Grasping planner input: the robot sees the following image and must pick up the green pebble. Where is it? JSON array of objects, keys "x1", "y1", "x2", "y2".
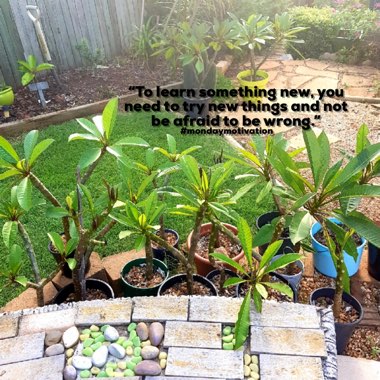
[
  {"x1": 80, "y1": 370, "x2": 91, "y2": 378},
  {"x1": 97, "y1": 371, "x2": 107, "y2": 378},
  {"x1": 100, "y1": 325, "x2": 110, "y2": 332},
  {"x1": 116, "y1": 336, "x2": 126, "y2": 344},
  {"x1": 129, "y1": 330, "x2": 137, "y2": 340},
  {"x1": 127, "y1": 361, "x2": 136, "y2": 371},
  {"x1": 90, "y1": 325, "x2": 100, "y2": 332},
  {"x1": 132, "y1": 337, "x2": 141, "y2": 347},
  {"x1": 123, "y1": 340, "x2": 133, "y2": 348},
  {"x1": 127, "y1": 323, "x2": 137, "y2": 332},
  {"x1": 134, "y1": 347, "x2": 141, "y2": 356},
  {"x1": 131, "y1": 356, "x2": 142, "y2": 364},
  {"x1": 222, "y1": 334, "x2": 234, "y2": 343},
  {"x1": 231, "y1": 327, "x2": 236, "y2": 333},
  {"x1": 82, "y1": 347, "x2": 93, "y2": 357},
  {"x1": 91, "y1": 342, "x2": 102, "y2": 351},
  {"x1": 118, "y1": 361, "x2": 127, "y2": 370},
  {"x1": 81, "y1": 329, "x2": 91, "y2": 335},
  {"x1": 106, "y1": 362, "x2": 118, "y2": 369},
  {"x1": 223, "y1": 342, "x2": 234, "y2": 350},
  {"x1": 124, "y1": 369, "x2": 135, "y2": 377},
  {"x1": 94, "y1": 335, "x2": 105, "y2": 343},
  {"x1": 223, "y1": 326, "x2": 232, "y2": 336},
  {"x1": 83, "y1": 338, "x2": 94, "y2": 348},
  {"x1": 105, "y1": 367, "x2": 114, "y2": 377},
  {"x1": 91, "y1": 332, "x2": 102, "y2": 339},
  {"x1": 91, "y1": 367, "x2": 100, "y2": 375}
]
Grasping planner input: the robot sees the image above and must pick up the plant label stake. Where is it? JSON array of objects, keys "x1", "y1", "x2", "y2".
[
  {"x1": 28, "y1": 82, "x2": 49, "y2": 108},
  {"x1": 0, "y1": 106, "x2": 11, "y2": 119}
]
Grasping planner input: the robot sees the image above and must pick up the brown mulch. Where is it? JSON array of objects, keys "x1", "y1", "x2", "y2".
[
  {"x1": 360, "y1": 281, "x2": 380, "y2": 308},
  {"x1": 64, "y1": 288, "x2": 108, "y2": 303},
  {"x1": 196, "y1": 232, "x2": 242, "y2": 259},
  {"x1": 209, "y1": 273, "x2": 236, "y2": 297},
  {"x1": 1, "y1": 56, "x2": 180, "y2": 123},
  {"x1": 124, "y1": 265, "x2": 164, "y2": 288},
  {"x1": 344, "y1": 327, "x2": 380, "y2": 361},
  {"x1": 161, "y1": 280, "x2": 214, "y2": 296}
]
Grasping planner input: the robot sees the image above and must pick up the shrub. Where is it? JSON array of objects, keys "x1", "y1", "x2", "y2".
[
  {"x1": 232, "y1": 0, "x2": 293, "y2": 19},
  {"x1": 288, "y1": 7, "x2": 338, "y2": 58}
]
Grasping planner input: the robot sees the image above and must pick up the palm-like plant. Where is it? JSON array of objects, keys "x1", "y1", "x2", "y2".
[
  {"x1": 271, "y1": 126, "x2": 380, "y2": 318},
  {"x1": 211, "y1": 216, "x2": 303, "y2": 349}
]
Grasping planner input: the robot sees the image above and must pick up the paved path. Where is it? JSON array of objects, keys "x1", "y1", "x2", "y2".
[
  {"x1": 0, "y1": 297, "x2": 337, "y2": 380},
  {"x1": 338, "y1": 355, "x2": 380, "y2": 379}
]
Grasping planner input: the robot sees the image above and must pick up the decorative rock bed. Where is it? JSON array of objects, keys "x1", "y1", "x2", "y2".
[{"x1": 0, "y1": 297, "x2": 337, "y2": 380}]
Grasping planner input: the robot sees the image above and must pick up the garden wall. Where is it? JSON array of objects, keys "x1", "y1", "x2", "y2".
[{"x1": 0, "y1": 0, "x2": 142, "y2": 87}]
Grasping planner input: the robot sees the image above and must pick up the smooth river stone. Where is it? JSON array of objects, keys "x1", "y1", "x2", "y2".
[
  {"x1": 63, "y1": 326, "x2": 80, "y2": 348},
  {"x1": 141, "y1": 346, "x2": 159, "y2": 360},
  {"x1": 45, "y1": 343, "x2": 65, "y2": 357},
  {"x1": 108, "y1": 343, "x2": 126, "y2": 359},
  {"x1": 104, "y1": 326, "x2": 119, "y2": 342},
  {"x1": 72, "y1": 356, "x2": 92, "y2": 370},
  {"x1": 92, "y1": 345, "x2": 108, "y2": 367},
  {"x1": 134, "y1": 360, "x2": 162, "y2": 376},
  {"x1": 149, "y1": 322, "x2": 164, "y2": 346},
  {"x1": 136, "y1": 322, "x2": 149, "y2": 341},
  {"x1": 63, "y1": 365, "x2": 77, "y2": 380},
  {"x1": 45, "y1": 330, "x2": 63, "y2": 346}
]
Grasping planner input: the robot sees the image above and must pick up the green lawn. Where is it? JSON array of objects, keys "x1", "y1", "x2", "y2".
[{"x1": 0, "y1": 110, "x2": 273, "y2": 307}]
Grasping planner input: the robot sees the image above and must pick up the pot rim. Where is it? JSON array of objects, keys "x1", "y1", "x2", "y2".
[
  {"x1": 310, "y1": 218, "x2": 367, "y2": 250},
  {"x1": 0, "y1": 86, "x2": 13, "y2": 93},
  {"x1": 236, "y1": 69, "x2": 269, "y2": 83},
  {"x1": 188, "y1": 222, "x2": 245, "y2": 265},
  {"x1": 270, "y1": 255, "x2": 304, "y2": 278},
  {"x1": 309, "y1": 286, "x2": 364, "y2": 326},
  {"x1": 120, "y1": 257, "x2": 169, "y2": 290}
]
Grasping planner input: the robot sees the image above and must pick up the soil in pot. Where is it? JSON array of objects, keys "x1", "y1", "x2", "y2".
[
  {"x1": 63, "y1": 288, "x2": 108, "y2": 303},
  {"x1": 124, "y1": 264, "x2": 165, "y2": 289},
  {"x1": 314, "y1": 225, "x2": 362, "y2": 247},
  {"x1": 161, "y1": 280, "x2": 213, "y2": 296},
  {"x1": 275, "y1": 264, "x2": 302, "y2": 276},
  {"x1": 151, "y1": 230, "x2": 178, "y2": 249},
  {"x1": 207, "y1": 269, "x2": 237, "y2": 297},
  {"x1": 196, "y1": 232, "x2": 241, "y2": 260},
  {"x1": 314, "y1": 296, "x2": 360, "y2": 324}
]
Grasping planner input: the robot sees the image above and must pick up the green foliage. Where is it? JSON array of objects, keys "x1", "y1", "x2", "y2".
[
  {"x1": 211, "y1": 217, "x2": 302, "y2": 348},
  {"x1": 0, "y1": 244, "x2": 27, "y2": 288},
  {"x1": 18, "y1": 55, "x2": 54, "y2": 86},
  {"x1": 75, "y1": 39, "x2": 104, "y2": 68},
  {"x1": 132, "y1": 17, "x2": 158, "y2": 65}
]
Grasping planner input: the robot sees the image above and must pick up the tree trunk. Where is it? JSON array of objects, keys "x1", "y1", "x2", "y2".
[
  {"x1": 333, "y1": 249, "x2": 344, "y2": 320},
  {"x1": 145, "y1": 236, "x2": 154, "y2": 280}
]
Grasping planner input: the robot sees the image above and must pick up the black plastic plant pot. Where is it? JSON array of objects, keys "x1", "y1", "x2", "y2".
[
  {"x1": 53, "y1": 278, "x2": 114, "y2": 305},
  {"x1": 236, "y1": 272, "x2": 298, "y2": 302},
  {"x1": 270, "y1": 255, "x2": 304, "y2": 290},
  {"x1": 48, "y1": 234, "x2": 91, "y2": 278},
  {"x1": 310, "y1": 287, "x2": 363, "y2": 354},
  {"x1": 121, "y1": 258, "x2": 169, "y2": 298},
  {"x1": 256, "y1": 211, "x2": 295, "y2": 256},
  {"x1": 368, "y1": 242, "x2": 380, "y2": 281},
  {"x1": 206, "y1": 268, "x2": 237, "y2": 281},
  {"x1": 183, "y1": 95, "x2": 211, "y2": 118},
  {"x1": 152, "y1": 229, "x2": 180, "y2": 270},
  {"x1": 157, "y1": 274, "x2": 218, "y2": 296}
]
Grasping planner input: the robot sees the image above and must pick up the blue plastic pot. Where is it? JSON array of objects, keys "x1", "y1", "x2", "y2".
[{"x1": 311, "y1": 218, "x2": 366, "y2": 278}]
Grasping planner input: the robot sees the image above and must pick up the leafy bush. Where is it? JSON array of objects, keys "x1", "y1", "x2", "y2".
[
  {"x1": 288, "y1": 7, "x2": 338, "y2": 58},
  {"x1": 232, "y1": 0, "x2": 293, "y2": 19}
]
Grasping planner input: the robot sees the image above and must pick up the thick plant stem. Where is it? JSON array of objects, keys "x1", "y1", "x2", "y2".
[
  {"x1": 207, "y1": 224, "x2": 225, "y2": 294},
  {"x1": 17, "y1": 222, "x2": 41, "y2": 284},
  {"x1": 333, "y1": 249, "x2": 344, "y2": 319},
  {"x1": 36, "y1": 286, "x2": 44, "y2": 307},
  {"x1": 29, "y1": 172, "x2": 70, "y2": 238},
  {"x1": 145, "y1": 236, "x2": 154, "y2": 280}
]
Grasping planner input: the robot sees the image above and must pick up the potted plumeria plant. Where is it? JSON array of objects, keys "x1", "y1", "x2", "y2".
[{"x1": 270, "y1": 125, "x2": 380, "y2": 353}]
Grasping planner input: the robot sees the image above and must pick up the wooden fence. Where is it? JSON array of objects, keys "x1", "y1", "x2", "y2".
[{"x1": 0, "y1": 0, "x2": 141, "y2": 87}]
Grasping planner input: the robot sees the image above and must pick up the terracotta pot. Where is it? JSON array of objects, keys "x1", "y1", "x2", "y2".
[{"x1": 187, "y1": 223, "x2": 244, "y2": 276}]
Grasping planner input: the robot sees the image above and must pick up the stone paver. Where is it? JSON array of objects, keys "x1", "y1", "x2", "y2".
[
  {"x1": 132, "y1": 296, "x2": 188, "y2": 321},
  {"x1": 76, "y1": 298, "x2": 132, "y2": 325},
  {"x1": 341, "y1": 74, "x2": 374, "y2": 88},
  {"x1": 260, "y1": 354, "x2": 324, "y2": 380},
  {"x1": 0, "y1": 332, "x2": 45, "y2": 365},
  {"x1": 250, "y1": 327, "x2": 327, "y2": 357},
  {"x1": 146, "y1": 378, "x2": 225, "y2": 380},
  {"x1": 251, "y1": 301, "x2": 320, "y2": 329},
  {"x1": 295, "y1": 65, "x2": 339, "y2": 79},
  {"x1": 0, "y1": 315, "x2": 18, "y2": 340},
  {"x1": 0, "y1": 355, "x2": 65, "y2": 380},
  {"x1": 299, "y1": 77, "x2": 339, "y2": 93},
  {"x1": 166, "y1": 347, "x2": 244, "y2": 379},
  {"x1": 189, "y1": 296, "x2": 242, "y2": 323},
  {"x1": 164, "y1": 321, "x2": 221, "y2": 349},
  {"x1": 18, "y1": 308, "x2": 76, "y2": 335},
  {"x1": 337, "y1": 355, "x2": 380, "y2": 380}
]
